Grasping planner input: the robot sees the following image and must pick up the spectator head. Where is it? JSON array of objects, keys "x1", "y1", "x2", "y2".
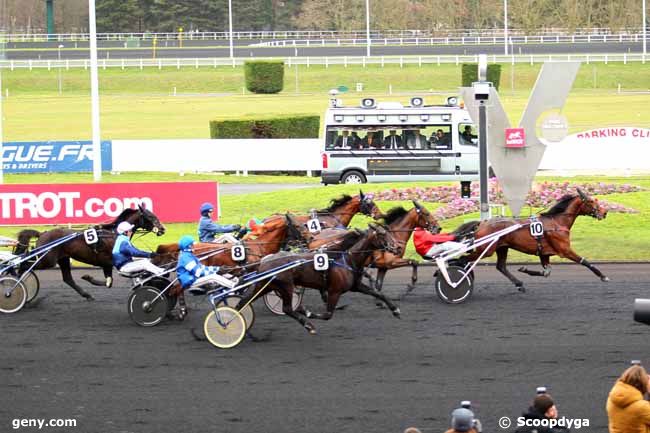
[
  {"x1": 533, "y1": 394, "x2": 557, "y2": 419},
  {"x1": 619, "y1": 365, "x2": 650, "y2": 395},
  {"x1": 464, "y1": 125, "x2": 472, "y2": 133},
  {"x1": 389, "y1": 130, "x2": 397, "y2": 136},
  {"x1": 436, "y1": 129, "x2": 444, "y2": 137},
  {"x1": 342, "y1": 130, "x2": 349, "y2": 137},
  {"x1": 451, "y1": 407, "x2": 475, "y2": 432}
]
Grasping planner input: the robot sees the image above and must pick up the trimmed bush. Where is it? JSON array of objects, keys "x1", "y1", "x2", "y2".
[
  {"x1": 461, "y1": 63, "x2": 502, "y2": 91},
  {"x1": 210, "y1": 115, "x2": 320, "y2": 139},
  {"x1": 244, "y1": 61, "x2": 284, "y2": 94}
]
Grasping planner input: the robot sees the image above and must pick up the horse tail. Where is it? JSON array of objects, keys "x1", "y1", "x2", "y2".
[
  {"x1": 15, "y1": 229, "x2": 41, "y2": 255},
  {"x1": 452, "y1": 220, "x2": 480, "y2": 238}
]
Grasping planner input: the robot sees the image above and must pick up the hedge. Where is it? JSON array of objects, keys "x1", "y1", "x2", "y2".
[
  {"x1": 244, "y1": 60, "x2": 284, "y2": 94},
  {"x1": 210, "y1": 115, "x2": 320, "y2": 138},
  {"x1": 461, "y1": 63, "x2": 502, "y2": 91}
]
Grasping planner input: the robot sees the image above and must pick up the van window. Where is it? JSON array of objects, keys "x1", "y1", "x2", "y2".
[{"x1": 459, "y1": 123, "x2": 478, "y2": 146}]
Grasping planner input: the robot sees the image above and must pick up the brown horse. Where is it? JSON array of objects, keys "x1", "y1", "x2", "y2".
[
  {"x1": 153, "y1": 213, "x2": 305, "y2": 272},
  {"x1": 369, "y1": 200, "x2": 442, "y2": 293},
  {"x1": 238, "y1": 223, "x2": 401, "y2": 334},
  {"x1": 462, "y1": 188, "x2": 609, "y2": 292},
  {"x1": 14, "y1": 205, "x2": 166, "y2": 300},
  {"x1": 290, "y1": 191, "x2": 383, "y2": 229}
]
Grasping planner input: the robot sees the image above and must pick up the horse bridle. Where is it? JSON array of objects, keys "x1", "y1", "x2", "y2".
[
  {"x1": 359, "y1": 194, "x2": 377, "y2": 217},
  {"x1": 415, "y1": 207, "x2": 440, "y2": 233}
]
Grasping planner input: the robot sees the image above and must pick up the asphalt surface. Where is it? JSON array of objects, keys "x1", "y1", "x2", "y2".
[
  {"x1": 2, "y1": 264, "x2": 649, "y2": 433},
  {"x1": 5, "y1": 42, "x2": 645, "y2": 60}
]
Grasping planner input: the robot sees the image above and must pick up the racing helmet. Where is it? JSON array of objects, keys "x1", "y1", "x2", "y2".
[
  {"x1": 117, "y1": 221, "x2": 135, "y2": 234},
  {"x1": 451, "y1": 408, "x2": 475, "y2": 432},
  {"x1": 200, "y1": 202, "x2": 214, "y2": 215},
  {"x1": 178, "y1": 235, "x2": 195, "y2": 251}
]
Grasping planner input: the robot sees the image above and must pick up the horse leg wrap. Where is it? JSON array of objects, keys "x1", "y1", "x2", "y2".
[{"x1": 105, "y1": 276, "x2": 113, "y2": 288}]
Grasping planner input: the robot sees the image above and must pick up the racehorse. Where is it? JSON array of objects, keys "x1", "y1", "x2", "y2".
[
  {"x1": 461, "y1": 188, "x2": 609, "y2": 292},
  {"x1": 14, "y1": 205, "x2": 166, "y2": 300},
  {"x1": 291, "y1": 191, "x2": 383, "y2": 229},
  {"x1": 238, "y1": 223, "x2": 401, "y2": 335},
  {"x1": 369, "y1": 200, "x2": 442, "y2": 293}
]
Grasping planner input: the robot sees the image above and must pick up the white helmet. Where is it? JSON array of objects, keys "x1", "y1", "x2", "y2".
[{"x1": 117, "y1": 221, "x2": 135, "y2": 234}]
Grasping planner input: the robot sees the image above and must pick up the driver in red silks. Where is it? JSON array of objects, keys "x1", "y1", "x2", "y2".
[{"x1": 413, "y1": 227, "x2": 466, "y2": 259}]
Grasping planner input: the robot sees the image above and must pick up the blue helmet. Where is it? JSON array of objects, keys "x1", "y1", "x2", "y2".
[
  {"x1": 178, "y1": 235, "x2": 195, "y2": 251},
  {"x1": 200, "y1": 202, "x2": 214, "y2": 215}
]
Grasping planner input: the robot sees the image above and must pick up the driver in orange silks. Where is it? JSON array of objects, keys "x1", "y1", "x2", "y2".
[{"x1": 413, "y1": 227, "x2": 466, "y2": 259}]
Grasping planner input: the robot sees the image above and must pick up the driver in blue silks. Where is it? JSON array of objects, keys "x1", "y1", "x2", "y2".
[
  {"x1": 198, "y1": 202, "x2": 245, "y2": 243},
  {"x1": 176, "y1": 236, "x2": 239, "y2": 290}
]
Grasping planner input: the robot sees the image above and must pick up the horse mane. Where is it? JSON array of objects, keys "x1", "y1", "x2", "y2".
[
  {"x1": 318, "y1": 194, "x2": 353, "y2": 214},
  {"x1": 540, "y1": 194, "x2": 577, "y2": 216},
  {"x1": 99, "y1": 208, "x2": 138, "y2": 229},
  {"x1": 381, "y1": 206, "x2": 409, "y2": 225},
  {"x1": 452, "y1": 220, "x2": 480, "y2": 237}
]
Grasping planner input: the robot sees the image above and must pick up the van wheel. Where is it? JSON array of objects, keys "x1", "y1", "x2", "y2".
[{"x1": 341, "y1": 170, "x2": 366, "y2": 184}]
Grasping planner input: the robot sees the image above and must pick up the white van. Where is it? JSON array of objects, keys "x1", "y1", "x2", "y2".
[{"x1": 320, "y1": 96, "x2": 479, "y2": 184}]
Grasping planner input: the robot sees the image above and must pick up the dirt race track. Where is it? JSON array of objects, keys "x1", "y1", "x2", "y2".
[{"x1": 1, "y1": 264, "x2": 649, "y2": 433}]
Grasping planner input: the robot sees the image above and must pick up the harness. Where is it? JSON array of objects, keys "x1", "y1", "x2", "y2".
[{"x1": 528, "y1": 216, "x2": 545, "y2": 256}]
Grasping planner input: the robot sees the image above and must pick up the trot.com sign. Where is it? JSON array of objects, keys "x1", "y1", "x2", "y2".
[{"x1": 0, "y1": 182, "x2": 218, "y2": 225}]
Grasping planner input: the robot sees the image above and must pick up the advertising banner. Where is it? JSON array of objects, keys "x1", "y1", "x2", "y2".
[
  {"x1": 1, "y1": 141, "x2": 112, "y2": 173},
  {"x1": 540, "y1": 127, "x2": 650, "y2": 170},
  {"x1": 0, "y1": 182, "x2": 218, "y2": 225}
]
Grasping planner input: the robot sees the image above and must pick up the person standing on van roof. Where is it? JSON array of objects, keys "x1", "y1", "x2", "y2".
[
  {"x1": 407, "y1": 129, "x2": 430, "y2": 150},
  {"x1": 335, "y1": 130, "x2": 353, "y2": 148},
  {"x1": 363, "y1": 131, "x2": 381, "y2": 149},
  {"x1": 383, "y1": 130, "x2": 404, "y2": 149}
]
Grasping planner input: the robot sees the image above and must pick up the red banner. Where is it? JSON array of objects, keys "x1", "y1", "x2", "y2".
[{"x1": 0, "y1": 182, "x2": 219, "y2": 225}]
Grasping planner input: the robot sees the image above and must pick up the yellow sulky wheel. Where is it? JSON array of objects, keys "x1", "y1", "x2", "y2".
[{"x1": 204, "y1": 306, "x2": 246, "y2": 349}]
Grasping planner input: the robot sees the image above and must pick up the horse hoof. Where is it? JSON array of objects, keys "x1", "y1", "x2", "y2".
[
  {"x1": 516, "y1": 285, "x2": 526, "y2": 293},
  {"x1": 305, "y1": 323, "x2": 317, "y2": 335},
  {"x1": 392, "y1": 308, "x2": 401, "y2": 318},
  {"x1": 517, "y1": 266, "x2": 527, "y2": 273},
  {"x1": 85, "y1": 295, "x2": 95, "y2": 301},
  {"x1": 601, "y1": 276, "x2": 610, "y2": 282},
  {"x1": 375, "y1": 301, "x2": 386, "y2": 309},
  {"x1": 81, "y1": 275, "x2": 92, "y2": 282}
]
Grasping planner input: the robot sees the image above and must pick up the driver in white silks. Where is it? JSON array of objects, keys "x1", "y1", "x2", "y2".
[
  {"x1": 112, "y1": 221, "x2": 166, "y2": 275},
  {"x1": 413, "y1": 227, "x2": 466, "y2": 259},
  {"x1": 176, "y1": 236, "x2": 239, "y2": 291}
]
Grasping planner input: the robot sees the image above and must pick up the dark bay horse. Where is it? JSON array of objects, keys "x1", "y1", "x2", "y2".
[
  {"x1": 291, "y1": 191, "x2": 383, "y2": 229},
  {"x1": 462, "y1": 188, "x2": 609, "y2": 292},
  {"x1": 15, "y1": 205, "x2": 166, "y2": 300},
  {"x1": 369, "y1": 200, "x2": 442, "y2": 293},
  {"x1": 238, "y1": 223, "x2": 401, "y2": 335}
]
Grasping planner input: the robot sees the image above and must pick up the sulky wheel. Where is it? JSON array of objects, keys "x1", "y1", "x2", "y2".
[
  {"x1": 128, "y1": 286, "x2": 169, "y2": 327},
  {"x1": 263, "y1": 287, "x2": 304, "y2": 316},
  {"x1": 21, "y1": 271, "x2": 40, "y2": 303},
  {"x1": 435, "y1": 265, "x2": 474, "y2": 304},
  {"x1": 203, "y1": 306, "x2": 246, "y2": 349},
  {"x1": 216, "y1": 295, "x2": 255, "y2": 330},
  {"x1": 148, "y1": 276, "x2": 177, "y2": 312},
  {"x1": 0, "y1": 276, "x2": 27, "y2": 314}
]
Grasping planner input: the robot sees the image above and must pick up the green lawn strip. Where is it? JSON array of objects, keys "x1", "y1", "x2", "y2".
[
  {"x1": 2, "y1": 171, "x2": 320, "y2": 185},
  {"x1": 4, "y1": 91, "x2": 649, "y2": 141},
  {"x1": 1, "y1": 178, "x2": 647, "y2": 261}
]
